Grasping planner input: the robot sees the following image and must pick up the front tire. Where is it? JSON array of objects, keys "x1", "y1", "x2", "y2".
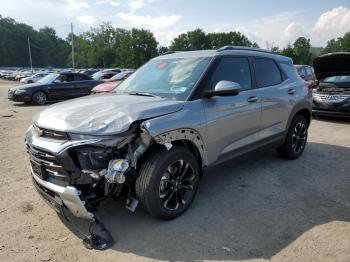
[
  {"x1": 277, "y1": 114, "x2": 308, "y2": 159},
  {"x1": 135, "y1": 146, "x2": 200, "y2": 220},
  {"x1": 32, "y1": 91, "x2": 47, "y2": 105}
]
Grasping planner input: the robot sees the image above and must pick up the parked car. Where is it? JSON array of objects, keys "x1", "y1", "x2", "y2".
[
  {"x1": 295, "y1": 65, "x2": 316, "y2": 88},
  {"x1": 92, "y1": 69, "x2": 121, "y2": 80},
  {"x1": 20, "y1": 72, "x2": 48, "y2": 84},
  {"x1": 8, "y1": 72, "x2": 102, "y2": 105},
  {"x1": 312, "y1": 52, "x2": 350, "y2": 117},
  {"x1": 25, "y1": 46, "x2": 311, "y2": 249},
  {"x1": 91, "y1": 70, "x2": 134, "y2": 94},
  {"x1": 79, "y1": 69, "x2": 99, "y2": 77}
]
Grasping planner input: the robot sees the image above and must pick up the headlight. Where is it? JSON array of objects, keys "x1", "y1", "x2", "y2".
[{"x1": 14, "y1": 89, "x2": 27, "y2": 94}]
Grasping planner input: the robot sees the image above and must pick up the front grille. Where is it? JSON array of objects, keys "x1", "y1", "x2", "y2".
[
  {"x1": 27, "y1": 145, "x2": 69, "y2": 182},
  {"x1": 313, "y1": 93, "x2": 349, "y2": 103}
]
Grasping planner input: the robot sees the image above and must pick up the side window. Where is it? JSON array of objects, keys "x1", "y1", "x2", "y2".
[
  {"x1": 305, "y1": 67, "x2": 313, "y2": 76},
  {"x1": 298, "y1": 67, "x2": 306, "y2": 77},
  {"x1": 74, "y1": 74, "x2": 88, "y2": 81},
  {"x1": 254, "y1": 58, "x2": 282, "y2": 87},
  {"x1": 208, "y1": 57, "x2": 252, "y2": 90},
  {"x1": 65, "y1": 74, "x2": 74, "y2": 82}
]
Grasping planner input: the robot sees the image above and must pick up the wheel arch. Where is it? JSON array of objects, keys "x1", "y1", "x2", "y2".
[
  {"x1": 286, "y1": 102, "x2": 312, "y2": 130},
  {"x1": 138, "y1": 127, "x2": 207, "y2": 172}
]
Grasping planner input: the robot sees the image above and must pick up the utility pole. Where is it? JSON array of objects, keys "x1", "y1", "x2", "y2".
[
  {"x1": 27, "y1": 37, "x2": 33, "y2": 73},
  {"x1": 71, "y1": 22, "x2": 75, "y2": 69}
]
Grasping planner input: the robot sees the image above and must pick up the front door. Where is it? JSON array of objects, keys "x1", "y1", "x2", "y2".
[{"x1": 202, "y1": 57, "x2": 261, "y2": 164}]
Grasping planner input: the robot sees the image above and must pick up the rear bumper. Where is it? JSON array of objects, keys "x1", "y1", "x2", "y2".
[{"x1": 32, "y1": 170, "x2": 94, "y2": 220}]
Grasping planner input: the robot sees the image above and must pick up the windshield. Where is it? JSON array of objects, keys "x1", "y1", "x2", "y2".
[
  {"x1": 110, "y1": 71, "x2": 132, "y2": 81},
  {"x1": 323, "y1": 75, "x2": 350, "y2": 83},
  {"x1": 92, "y1": 71, "x2": 104, "y2": 80},
  {"x1": 116, "y1": 57, "x2": 212, "y2": 100},
  {"x1": 37, "y1": 73, "x2": 59, "y2": 84}
]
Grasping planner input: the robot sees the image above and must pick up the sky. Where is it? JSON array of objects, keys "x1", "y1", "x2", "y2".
[{"x1": 1, "y1": 0, "x2": 350, "y2": 48}]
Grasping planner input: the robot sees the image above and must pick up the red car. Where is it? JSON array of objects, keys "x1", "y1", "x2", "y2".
[
  {"x1": 294, "y1": 65, "x2": 316, "y2": 89},
  {"x1": 91, "y1": 71, "x2": 134, "y2": 94}
]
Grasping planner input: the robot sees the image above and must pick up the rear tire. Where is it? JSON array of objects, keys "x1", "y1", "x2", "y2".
[
  {"x1": 135, "y1": 146, "x2": 200, "y2": 220},
  {"x1": 32, "y1": 91, "x2": 47, "y2": 105},
  {"x1": 277, "y1": 114, "x2": 308, "y2": 159}
]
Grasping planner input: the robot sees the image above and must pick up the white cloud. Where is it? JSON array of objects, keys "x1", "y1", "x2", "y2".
[
  {"x1": 129, "y1": 0, "x2": 146, "y2": 13},
  {"x1": 284, "y1": 22, "x2": 307, "y2": 38},
  {"x1": 97, "y1": 0, "x2": 120, "y2": 7},
  {"x1": 116, "y1": 13, "x2": 182, "y2": 30},
  {"x1": 312, "y1": 6, "x2": 350, "y2": 45},
  {"x1": 77, "y1": 15, "x2": 96, "y2": 25},
  {"x1": 65, "y1": 0, "x2": 90, "y2": 11}
]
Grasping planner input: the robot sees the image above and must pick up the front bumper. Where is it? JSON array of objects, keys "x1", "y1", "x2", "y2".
[
  {"x1": 32, "y1": 170, "x2": 94, "y2": 220},
  {"x1": 8, "y1": 90, "x2": 31, "y2": 102}
]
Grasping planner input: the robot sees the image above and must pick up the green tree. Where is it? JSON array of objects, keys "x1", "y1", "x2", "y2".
[
  {"x1": 116, "y1": 28, "x2": 158, "y2": 68},
  {"x1": 170, "y1": 29, "x2": 210, "y2": 51},
  {"x1": 322, "y1": 32, "x2": 350, "y2": 54},
  {"x1": 293, "y1": 37, "x2": 312, "y2": 64}
]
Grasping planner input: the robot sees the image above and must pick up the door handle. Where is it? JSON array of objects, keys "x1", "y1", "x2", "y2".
[
  {"x1": 247, "y1": 96, "x2": 258, "y2": 103},
  {"x1": 288, "y1": 88, "x2": 295, "y2": 95}
]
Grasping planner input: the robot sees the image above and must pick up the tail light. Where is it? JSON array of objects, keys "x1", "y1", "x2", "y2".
[{"x1": 305, "y1": 80, "x2": 315, "y2": 91}]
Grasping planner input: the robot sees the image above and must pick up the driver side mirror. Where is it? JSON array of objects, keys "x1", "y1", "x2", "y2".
[
  {"x1": 53, "y1": 79, "x2": 61, "y2": 84},
  {"x1": 204, "y1": 80, "x2": 241, "y2": 97}
]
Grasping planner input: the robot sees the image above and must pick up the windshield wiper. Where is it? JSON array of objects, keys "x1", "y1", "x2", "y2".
[{"x1": 127, "y1": 92, "x2": 160, "y2": 98}]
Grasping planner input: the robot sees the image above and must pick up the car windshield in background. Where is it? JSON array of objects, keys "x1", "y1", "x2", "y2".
[
  {"x1": 92, "y1": 71, "x2": 104, "y2": 80},
  {"x1": 37, "y1": 73, "x2": 59, "y2": 84},
  {"x1": 116, "y1": 57, "x2": 212, "y2": 100},
  {"x1": 110, "y1": 71, "x2": 132, "y2": 81},
  {"x1": 323, "y1": 75, "x2": 350, "y2": 83}
]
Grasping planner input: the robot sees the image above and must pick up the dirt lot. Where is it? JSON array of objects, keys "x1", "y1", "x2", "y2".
[{"x1": 0, "y1": 79, "x2": 349, "y2": 262}]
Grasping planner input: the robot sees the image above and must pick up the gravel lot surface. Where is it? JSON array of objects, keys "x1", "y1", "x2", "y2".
[{"x1": 0, "y1": 79, "x2": 349, "y2": 262}]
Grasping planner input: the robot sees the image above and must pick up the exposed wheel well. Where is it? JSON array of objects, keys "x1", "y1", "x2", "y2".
[
  {"x1": 137, "y1": 139, "x2": 203, "y2": 173},
  {"x1": 295, "y1": 109, "x2": 311, "y2": 127}
]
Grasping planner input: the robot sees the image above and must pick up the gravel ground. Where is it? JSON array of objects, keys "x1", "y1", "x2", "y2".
[{"x1": 0, "y1": 79, "x2": 349, "y2": 262}]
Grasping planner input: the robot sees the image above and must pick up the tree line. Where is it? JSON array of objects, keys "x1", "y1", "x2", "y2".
[{"x1": 1, "y1": 15, "x2": 350, "y2": 69}]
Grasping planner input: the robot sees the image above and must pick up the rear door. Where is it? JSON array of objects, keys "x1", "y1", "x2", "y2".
[
  {"x1": 202, "y1": 56, "x2": 262, "y2": 163},
  {"x1": 255, "y1": 58, "x2": 294, "y2": 139}
]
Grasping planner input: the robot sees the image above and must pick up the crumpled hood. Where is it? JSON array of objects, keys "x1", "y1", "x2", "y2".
[
  {"x1": 313, "y1": 52, "x2": 350, "y2": 80},
  {"x1": 33, "y1": 94, "x2": 184, "y2": 135}
]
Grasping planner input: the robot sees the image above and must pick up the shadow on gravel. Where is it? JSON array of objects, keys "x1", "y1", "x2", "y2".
[
  {"x1": 61, "y1": 142, "x2": 350, "y2": 261},
  {"x1": 12, "y1": 101, "x2": 55, "y2": 107}
]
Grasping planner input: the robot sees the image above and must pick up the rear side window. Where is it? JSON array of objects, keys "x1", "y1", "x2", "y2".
[
  {"x1": 208, "y1": 57, "x2": 252, "y2": 90},
  {"x1": 305, "y1": 67, "x2": 313, "y2": 76},
  {"x1": 254, "y1": 58, "x2": 282, "y2": 87}
]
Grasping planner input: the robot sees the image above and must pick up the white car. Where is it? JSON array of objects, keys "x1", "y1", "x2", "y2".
[{"x1": 20, "y1": 73, "x2": 48, "y2": 84}]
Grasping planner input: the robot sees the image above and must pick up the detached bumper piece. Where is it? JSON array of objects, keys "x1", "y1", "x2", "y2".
[
  {"x1": 32, "y1": 172, "x2": 93, "y2": 219},
  {"x1": 32, "y1": 172, "x2": 113, "y2": 250}
]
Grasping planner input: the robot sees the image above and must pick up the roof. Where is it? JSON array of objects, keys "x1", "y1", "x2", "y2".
[{"x1": 157, "y1": 46, "x2": 292, "y2": 63}]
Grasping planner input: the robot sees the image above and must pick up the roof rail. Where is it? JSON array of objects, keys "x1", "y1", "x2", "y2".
[{"x1": 217, "y1": 46, "x2": 277, "y2": 55}]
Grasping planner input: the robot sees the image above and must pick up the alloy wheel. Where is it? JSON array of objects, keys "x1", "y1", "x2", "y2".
[
  {"x1": 36, "y1": 92, "x2": 46, "y2": 105},
  {"x1": 159, "y1": 160, "x2": 195, "y2": 211},
  {"x1": 292, "y1": 122, "x2": 307, "y2": 154}
]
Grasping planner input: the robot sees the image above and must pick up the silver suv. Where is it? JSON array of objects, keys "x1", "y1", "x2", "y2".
[{"x1": 26, "y1": 46, "x2": 312, "y2": 230}]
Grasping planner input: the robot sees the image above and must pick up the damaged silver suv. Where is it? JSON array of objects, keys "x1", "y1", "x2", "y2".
[{"x1": 26, "y1": 46, "x2": 312, "y2": 244}]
